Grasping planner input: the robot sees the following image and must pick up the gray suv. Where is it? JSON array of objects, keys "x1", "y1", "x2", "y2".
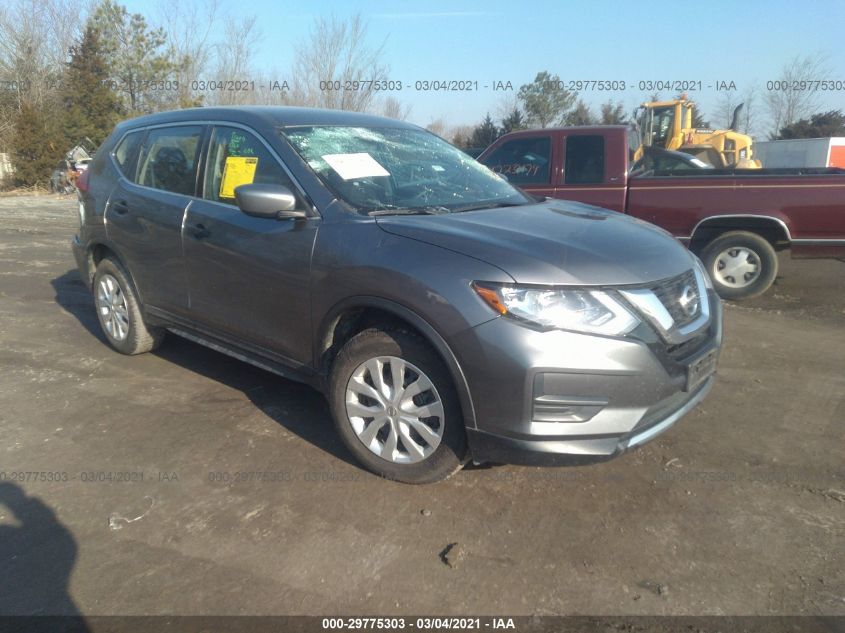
[{"x1": 72, "y1": 106, "x2": 722, "y2": 483}]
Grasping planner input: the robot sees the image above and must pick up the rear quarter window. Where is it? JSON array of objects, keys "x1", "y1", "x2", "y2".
[{"x1": 112, "y1": 131, "x2": 144, "y2": 179}]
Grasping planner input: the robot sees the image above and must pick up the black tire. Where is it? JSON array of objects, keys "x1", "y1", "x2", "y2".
[
  {"x1": 92, "y1": 257, "x2": 164, "y2": 355},
  {"x1": 329, "y1": 328, "x2": 467, "y2": 484},
  {"x1": 700, "y1": 231, "x2": 778, "y2": 300}
]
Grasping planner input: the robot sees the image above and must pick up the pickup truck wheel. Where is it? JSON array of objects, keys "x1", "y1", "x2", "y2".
[
  {"x1": 700, "y1": 231, "x2": 778, "y2": 300},
  {"x1": 329, "y1": 328, "x2": 467, "y2": 484},
  {"x1": 93, "y1": 257, "x2": 164, "y2": 355}
]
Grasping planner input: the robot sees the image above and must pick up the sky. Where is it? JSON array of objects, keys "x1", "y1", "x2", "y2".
[{"x1": 123, "y1": 0, "x2": 845, "y2": 136}]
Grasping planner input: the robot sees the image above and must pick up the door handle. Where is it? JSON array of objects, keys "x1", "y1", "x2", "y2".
[
  {"x1": 112, "y1": 200, "x2": 129, "y2": 215},
  {"x1": 190, "y1": 223, "x2": 210, "y2": 240}
]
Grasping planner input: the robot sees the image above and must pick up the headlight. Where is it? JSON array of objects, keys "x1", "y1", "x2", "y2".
[
  {"x1": 472, "y1": 282, "x2": 639, "y2": 336},
  {"x1": 691, "y1": 254, "x2": 714, "y2": 290}
]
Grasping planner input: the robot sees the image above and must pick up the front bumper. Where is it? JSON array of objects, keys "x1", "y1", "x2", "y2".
[{"x1": 450, "y1": 290, "x2": 723, "y2": 465}]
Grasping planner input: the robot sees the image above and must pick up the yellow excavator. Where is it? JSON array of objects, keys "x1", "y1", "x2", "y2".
[{"x1": 635, "y1": 95, "x2": 761, "y2": 168}]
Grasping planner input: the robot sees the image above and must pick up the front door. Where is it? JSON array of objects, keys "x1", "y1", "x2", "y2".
[{"x1": 182, "y1": 125, "x2": 319, "y2": 366}]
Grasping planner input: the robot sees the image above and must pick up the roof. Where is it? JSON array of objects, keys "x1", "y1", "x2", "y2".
[
  {"x1": 501, "y1": 125, "x2": 632, "y2": 135},
  {"x1": 114, "y1": 106, "x2": 421, "y2": 132}
]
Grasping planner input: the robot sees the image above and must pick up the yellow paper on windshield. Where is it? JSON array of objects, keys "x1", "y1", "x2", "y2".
[{"x1": 219, "y1": 156, "x2": 258, "y2": 199}]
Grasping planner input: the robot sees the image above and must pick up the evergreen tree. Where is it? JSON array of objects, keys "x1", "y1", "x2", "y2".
[
  {"x1": 566, "y1": 100, "x2": 595, "y2": 126},
  {"x1": 11, "y1": 104, "x2": 61, "y2": 186},
  {"x1": 469, "y1": 113, "x2": 499, "y2": 149},
  {"x1": 500, "y1": 107, "x2": 526, "y2": 135},
  {"x1": 61, "y1": 25, "x2": 123, "y2": 148},
  {"x1": 777, "y1": 110, "x2": 845, "y2": 139},
  {"x1": 91, "y1": 0, "x2": 177, "y2": 114},
  {"x1": 600, "y1": 100, "x2": 627, "y2": 124}
]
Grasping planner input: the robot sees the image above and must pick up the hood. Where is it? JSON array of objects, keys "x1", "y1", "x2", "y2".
[{"x1": 375, "y1": 200, "x2": 693, "y2": 285}]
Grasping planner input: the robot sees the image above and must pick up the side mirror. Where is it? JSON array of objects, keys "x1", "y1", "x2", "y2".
[{"x1": 234, "y1": 183, "x2": 307, "y2": 219}]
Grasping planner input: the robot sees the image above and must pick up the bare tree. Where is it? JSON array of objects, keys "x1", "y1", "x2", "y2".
[
  {"x1": 765, "y1": 54, "x2": 830, "y2": 139},
  {"x1": 253, "y1": 67, "x2": 293, "y2": 106},
  {"x1": 205, "y1": 15, "x2": 262, "y2": 106},
  {"x1": 157, "y1": 0, "x2": 220, "y2": 107},
  {"x1": 425, "y1": 117, "x2": 448, "y2": 138},
  {"x1": 714, "y1": 86, "x2": 760, "y2": 138},
  {"x1": 379, "y1": 95, "x2": 411, "y2": 120},
  {"x1": 0, "y1": 0, "x2": 81, "y2": 105},
  {"x1": 713, "y1": 91, "x2": 741, "y2": 129},
  {"x1": 290, "y1": 13, "x2": 389, "y2": 112},
  {"x1": 0, "y1": 0, "x2": 81, "y2": 150}
]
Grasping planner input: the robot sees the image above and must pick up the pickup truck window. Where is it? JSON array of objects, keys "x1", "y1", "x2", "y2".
[
  {"x1": 136, "y1": 126, "x2": 203, "y2": 196},
  {"x1": 480, "y1": 137, "x2": 551, "y2": 185},
  {"x1": 203, "y1": 126, "x2": 301, "y2": 206},
  {"x1": 564, "y1": 135, "x2": 604, "y2": 184}
]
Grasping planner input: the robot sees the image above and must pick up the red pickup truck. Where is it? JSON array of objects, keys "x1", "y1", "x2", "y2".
[{"x1": 477, "y1": 126, "x2": 845, "y2": 299}]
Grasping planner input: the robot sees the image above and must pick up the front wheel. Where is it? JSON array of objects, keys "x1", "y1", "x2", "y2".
[
  {"x1": 700, "y1": 231, "x2": 778, "y2": 300},
  {"x1": 329, "y1": 328, "x2": 467, "y2": 484}
]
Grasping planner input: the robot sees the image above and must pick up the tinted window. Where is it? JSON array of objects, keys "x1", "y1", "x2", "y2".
[
  {"x1": 480, "y1": 137, "x2": 551, "y2": 184},
  {"x1": 203, "y1": 126, "x2": 300, "y2": 205},
  {"x1": 136, "y1": 126, "x2": 203, "y2": 195},
  {"x1": 113, "y1": 131, "x2": 144, "y2": 178},
  {"x1": 564, "y1": 135, "x2": 604, "y2": 184}
]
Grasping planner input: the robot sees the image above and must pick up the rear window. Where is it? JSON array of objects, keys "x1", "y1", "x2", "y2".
[
  {"x1": 564, "y1": 135, "x2": 604, "y2": 184},
  {"x1": 113, "y1": 131, "x2": 144, "y2": 178},
  {"x1": 136, "y1": 126, "x2": 203, "y2": 195}
]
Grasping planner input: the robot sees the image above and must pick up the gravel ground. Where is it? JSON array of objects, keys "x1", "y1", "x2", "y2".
[{"x1": 0, "y1": 195, "x2": 842, "y2": 619}]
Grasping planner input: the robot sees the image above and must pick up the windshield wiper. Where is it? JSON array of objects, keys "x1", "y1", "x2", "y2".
[
  {"x1": 368, "y1": 206, "x2": 450, "y2": 216},
  {"x1": 449, "y1": 201, "x2": 527, "y2": 213}
]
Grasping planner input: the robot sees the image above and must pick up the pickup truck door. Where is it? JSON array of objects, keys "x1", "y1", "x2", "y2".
[
  {"x1": 182, "y1": 125, "x2": 319, "y2": 367},
  {"x1": 555, "y1": 133, "x2": 627, "y2": 212},
  {"x1": 477, "y1": 132, "x2": 557, "y2": 198}
]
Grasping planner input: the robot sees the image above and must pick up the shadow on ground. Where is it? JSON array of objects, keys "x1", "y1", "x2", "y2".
[
  {"x1": 51, "y1": 270, "x2": 356, "y2": 469},
  {"x1": 0, "y1": 482, "x2": 89, "y2": 630}
]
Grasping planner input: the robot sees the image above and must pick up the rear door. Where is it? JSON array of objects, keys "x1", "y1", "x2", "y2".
[
  {"x1": 105, "y1": 125, "x2": 204, "y2": 315},
  {"x1": 555, "y1": 132, "x2": 627, "y2": 212},
  {"x1": 182, "y1": 124, "x2": 319, "y2": 367},
  {"x1": 477, "y1": 133, "x2": 556, "y2": 198}
]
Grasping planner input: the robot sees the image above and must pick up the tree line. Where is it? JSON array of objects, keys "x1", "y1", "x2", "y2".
[
  {"x1": 449, "y1": 65, "x2": 844, "y2": 153},
  {"x1": 0, "y1": 0, "x2": 406, "y2": 186},
  {"x1": 1, "y1": 0, "x2": 842, "y2": 187}
]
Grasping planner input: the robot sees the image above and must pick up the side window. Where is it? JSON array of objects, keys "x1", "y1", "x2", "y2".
[
  {"x1": 480, "y1": 137, "x2": 551, "y2": 184},
  {"x1": 113, "y1": 131, "x2": 144, "y2": 179},
  {"x1": 564, "y1": 135, "x2": 604, "y2": 184},
  {"x1": 136, "y1": 126, "x2": 203, "y2": 195},
  {"x1": 203, "y1": 126, "x2": 300, "y2": 206}
]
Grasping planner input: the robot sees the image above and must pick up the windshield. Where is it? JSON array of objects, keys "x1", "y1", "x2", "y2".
[{"x1": 282, "y1": 126, "x2": 531, "y2": 214}]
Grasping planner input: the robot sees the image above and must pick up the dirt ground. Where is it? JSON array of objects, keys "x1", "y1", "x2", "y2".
[{"x1": 0, "y1": 195, "x2": 842, "y2": 618}]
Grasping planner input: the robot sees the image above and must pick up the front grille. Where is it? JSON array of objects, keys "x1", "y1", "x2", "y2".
[
  {"x1": 651, "y1": 269, "x2": 700, "y2": 329},
  {"x1": 665, "y1": 331, "x2": 709, "y2": 361}
]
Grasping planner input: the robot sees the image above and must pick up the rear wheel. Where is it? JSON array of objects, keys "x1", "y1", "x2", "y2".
[
  {"x1": 329, "y1": 328, "x2": 467, "y2": 484},
  {"x1": 700, "y1": 231, "x2": 778, "y2": 300},
  {"x1": 93, "y1": 257, "x2": 164, "y2": 354}
]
